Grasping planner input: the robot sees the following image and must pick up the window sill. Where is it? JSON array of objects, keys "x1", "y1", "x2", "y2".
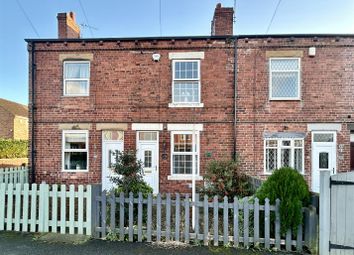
[
  {"x1": 167, "y1": 175, "x2": 203, "y2": 181},
  {"x1": 62, "y1": 95, "x2": 90, "y2": 97},
  {"x1": 168, "y1": 103, "x2": 204, "y2": 108},
  {"x1": 269, "y1": 98, "x2": 301, "y2": 101},
  {"x1": 62, "y1": 170, "x2": 89, "y2": 173}
]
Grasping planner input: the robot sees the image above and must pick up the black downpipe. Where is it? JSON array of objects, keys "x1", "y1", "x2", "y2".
[
  {"x1": 30, "y1": 43, "x2": 36, "y2": 183},
  {"x1": 233, "y1": 38, "x2": 238, "y2": 161}
]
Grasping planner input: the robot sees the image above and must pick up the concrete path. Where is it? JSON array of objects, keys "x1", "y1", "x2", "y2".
[{"x1": 0, "y1": 231, "x2": 294, "y2": 255}]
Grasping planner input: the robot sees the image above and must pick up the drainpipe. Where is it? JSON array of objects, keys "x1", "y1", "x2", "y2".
[
  {"x1": 233, "y1": 38, "x2": 238, "y2": 161},
  {"x1": 29, "y1": 42, "x2": 36, "y2": 183}
]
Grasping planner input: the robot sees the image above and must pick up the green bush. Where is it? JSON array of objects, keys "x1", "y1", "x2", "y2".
[
  {"x1": 256, "y1": 167, "x2": 310, "y2": 234},
  {"x1": 200, "y1": 159, "x2": 253, "y2": 199},
  {"x1": 0, "y1": 139, "x2": 28, "y2": 159},
  {"x1": 109, "y1": 150, "x2": 153, "y2": 233},
  {"x1": 111, "y1": 150, "x2": 153, "y2": 197}
]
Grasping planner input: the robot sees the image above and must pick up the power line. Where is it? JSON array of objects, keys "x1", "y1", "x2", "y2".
[
  {"x1": 15, "y1": 0, "x2": 40, "y2": 38},
  {"x1": 78, "y1": 0, "x2": 94, "y2": 37},
  {"x1": 265, "y1": 0, "x2": 282, "y2": 34}
]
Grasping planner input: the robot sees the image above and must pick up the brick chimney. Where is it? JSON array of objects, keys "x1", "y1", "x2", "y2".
[
  {"x1": 57, "y1": 12, "x2": 80, "y2": 39},
  {"x1": 211, "y1": 3, "x2": 234, "y2": 36}
]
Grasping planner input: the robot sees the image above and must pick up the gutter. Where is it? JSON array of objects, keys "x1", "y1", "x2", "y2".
[
  {"x1": 24, "y1": 33, "x2": 354, "y2": 43},
  {"x1": 233, "y1": 38, "x2": 238, "y2": 161},
  {"x1": 29, "y1": 42, "x2": 36, "y2": 183}
]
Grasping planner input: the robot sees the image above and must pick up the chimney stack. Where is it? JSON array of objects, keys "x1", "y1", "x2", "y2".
[
  {"x1": 57, "y1": 12, "x2": 80, "y2": 39},
  {"x1": 211, "y1": 3, "x2": 234, "y2": 36}
]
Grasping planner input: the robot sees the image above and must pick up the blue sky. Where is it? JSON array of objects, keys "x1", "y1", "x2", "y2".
[{"x1": 0, "y1": 0, "x2": 354, "y2": 105}]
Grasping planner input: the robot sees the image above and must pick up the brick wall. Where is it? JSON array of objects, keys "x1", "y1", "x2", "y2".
[
  {"x1": 29, "y1": 38, "x2": 236, "y2": 191},
  {"x1": 28, "y1": 35, "x2": 354, "y2": 191},
  {"x1": 236, "y1": 37, "x2": 354, "y2": 182}
]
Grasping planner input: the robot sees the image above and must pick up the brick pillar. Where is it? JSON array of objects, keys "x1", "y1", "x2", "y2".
[
  {"x1": 57, "y1": 12, "x2": 80, "y2": 39},
  {"x1": 211, "y1": 3, "x2": 234, "y2": 36}
]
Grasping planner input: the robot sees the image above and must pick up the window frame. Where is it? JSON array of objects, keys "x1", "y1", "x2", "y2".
[
  {"x1": 264, "y1": 138, "x2": 304, "y2": 174},
  {"x1": 171, "y1": 59, "x2": 202, "y2": 106},
  {"x1": 63, "y1": 60, "x2": 90, "y2": 97},
  {"x1": 269, "y1": 57, "x2": 301, "y2": 101},
  {"x1": 170, "y1": 131, "x2": 200, "y2": 178},
  {"x1": 62, "y1": 130, "x2": 89, "y2": 172}
]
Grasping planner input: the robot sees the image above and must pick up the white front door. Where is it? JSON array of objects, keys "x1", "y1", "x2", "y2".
[
  {"x1": 137, "y1": 132, "x2": 159, "y2": 193},
  {"x1": 102, "y1": 141, "x2": 123, "y2": 191},
  {"x1": 311, "y1": 132, "x2": 336, "y2": 193}
]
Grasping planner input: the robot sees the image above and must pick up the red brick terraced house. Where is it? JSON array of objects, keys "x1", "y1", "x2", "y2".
[{"x1": 26, "y1": 4, "x2": 354, "y2": 193}]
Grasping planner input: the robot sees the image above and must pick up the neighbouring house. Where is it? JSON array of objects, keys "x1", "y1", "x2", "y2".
[
  {"x1": 0, "y1": 98, "x2": 28, "y2": 140},
  {"x1": 26, "y1": 4, "x2": 354, "y2": 193}
]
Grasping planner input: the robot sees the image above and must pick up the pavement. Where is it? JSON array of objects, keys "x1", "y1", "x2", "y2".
[{"x1": 0, "y1": 231, "x2": 295, "y2": 255}]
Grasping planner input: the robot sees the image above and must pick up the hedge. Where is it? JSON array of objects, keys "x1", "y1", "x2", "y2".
[{"x1": 0, "y1": 139, "x2": 28, "y2": 159}]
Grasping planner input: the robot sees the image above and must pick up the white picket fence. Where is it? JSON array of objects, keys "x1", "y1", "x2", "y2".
[
  {"x1": 93, "y1": 191, "x2": 308, "y2": 252},
  {"x1": 0, "y1": 166, "x2": 28, "y2": 187},
  {"x1": 0, "y1": 183, "x2": 92, "y2": 235}
]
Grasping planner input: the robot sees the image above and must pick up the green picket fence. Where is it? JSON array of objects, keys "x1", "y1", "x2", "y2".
[
  {"x1": 0, "y1": 183, "x2": 92, "y2": 235},
  {"x1": 0, "y1": 166, "x2": 28, "y2": 187}
]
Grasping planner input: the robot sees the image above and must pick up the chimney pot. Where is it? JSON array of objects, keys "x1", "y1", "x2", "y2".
[
  {"x1": 69, "y1": 12, "x2": 75, "y2": 20},
  {"x1": 57, "y1": 12, "x2": 80, "y2": 39},
  {"x1": 211, "y1": 3, "x2": 234, "y2": 36}
]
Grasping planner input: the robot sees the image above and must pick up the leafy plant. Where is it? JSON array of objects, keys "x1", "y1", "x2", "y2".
[
  {"x1": 0, "y1": 139, "x2": 28, "y2": 159},
  {"x1": 256, "y1": 167, "x2": 310, "y2": 234},
  {"x1": 200, "y1": 159, "x2": 253, "y2": 199},
  {"x1": 109, "y1": 150, "x2": 153, "y2": 229},
  {"x1": 110, "y1": 150, "x2": 153, "y2": 197}
]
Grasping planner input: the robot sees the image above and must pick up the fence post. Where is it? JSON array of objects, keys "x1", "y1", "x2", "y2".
[
  {"x1": 38, "y1": 183, "x2": 46, "y2": 232},
  {"x1": 304, "y1": 205, "x2": 318, "y2": 254},
  {"x1": 319, "y1": 170, "x2": 330, "y2": 255},
  {"x1": 90, "y1": 184, "x2": 101, "y2": 238}
]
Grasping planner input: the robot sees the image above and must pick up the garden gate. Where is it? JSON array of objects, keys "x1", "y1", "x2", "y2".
[{"x1": 320, "y1": 171, "x2": 354, "y2": 255}]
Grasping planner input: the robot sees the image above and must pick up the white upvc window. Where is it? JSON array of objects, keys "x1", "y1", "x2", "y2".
[
  {"x1": 63, "y1": 61, "x2": 90, "y2": 96},
  {"x1": 62, "y1": 130, "x2": 89, "y2": 171},
  {"x1": 171, "y1": 60, "x2": 202, "y2": 106},
  {"x1": 264, "y1": 138, "x2": 304, "y2": 174},
  {"x1": 171, "y1": 131, "x2": 199, "y2": 176},
  {"x1": 269, "y1": 58, "x2": 301, "y2": 100}
]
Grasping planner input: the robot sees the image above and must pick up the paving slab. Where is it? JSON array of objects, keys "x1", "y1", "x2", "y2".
[
  {"x1": 0, "y1": 231, "x2": 298, "y2": 255},
  {"x1": 36, "y1": 232, "x2": 91, "y2": 244}
]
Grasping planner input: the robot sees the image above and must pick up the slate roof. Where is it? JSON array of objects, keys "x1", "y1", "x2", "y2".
[{"x1": 0, "y1": 98, "x2": 28, "y2": 118}]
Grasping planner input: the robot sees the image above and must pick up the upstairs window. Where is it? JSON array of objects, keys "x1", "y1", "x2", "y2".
[
  {"x1": 172, "y1": 60, "x2": 201, "y2": 105},
  {"x1": 269, "y1": 58, "x2": 300, "y2": 100},
  {"x1": 63, "y1": 61, "x2": 90, "y2": 96}
]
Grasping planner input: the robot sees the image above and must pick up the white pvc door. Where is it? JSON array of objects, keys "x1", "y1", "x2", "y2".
[
  {"x1": 102, "y1": 141, "x2": 123, "y2": 191},
  {"x1": 137, "y1": 132, "x2": 159, "y2": 193},
  {"x1": 311, "y1": 132, "x2": 336, "y2": 193}
]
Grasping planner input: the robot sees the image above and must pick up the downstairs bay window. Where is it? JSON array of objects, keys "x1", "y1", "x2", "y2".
[
  {"x1": 171, "y1": 131, "x2": 199, "y2": 177},
  {"x1": 264, "y1": 138, "x2": 304, "y2": 174},
  {"x1": 62, "y1": 130, "x2": 88, "y2": 171}
]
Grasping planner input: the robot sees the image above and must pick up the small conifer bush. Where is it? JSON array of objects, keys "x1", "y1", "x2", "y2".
[
  {"x1": 256, "y1": 167, "x2": 310, "y2": 234},
  {"x1": 111, "y1": 150, "x2": 153, "y2": 197}
]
